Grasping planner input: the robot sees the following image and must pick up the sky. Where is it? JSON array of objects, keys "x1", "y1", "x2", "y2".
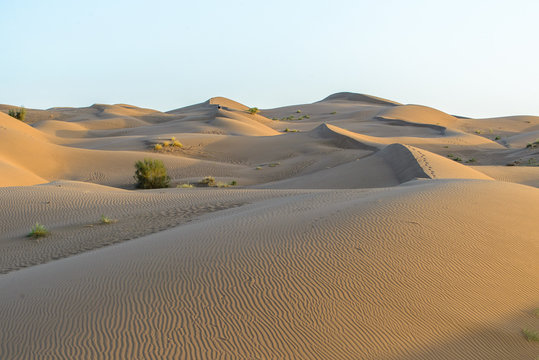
[{"x1": 1, "y1": 0, "x2": 538, "y2": 118}]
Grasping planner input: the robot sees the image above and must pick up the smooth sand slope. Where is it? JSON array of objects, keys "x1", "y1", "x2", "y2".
[
  {"x1": 0, "y1": 93, "x2": 538, "y2": 359},
  {"x1": 0, "y1": 180, "x2": 537, "y2": 359}
]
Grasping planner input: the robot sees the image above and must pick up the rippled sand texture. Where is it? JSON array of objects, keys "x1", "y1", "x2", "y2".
[{"x1": 0, "y1": 93, "x2": 538, "y2": 359}]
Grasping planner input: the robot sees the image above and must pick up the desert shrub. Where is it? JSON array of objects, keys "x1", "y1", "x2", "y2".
[
  {"x1": 28, "y1": 223, "x2": 49, "y2": 238},
  {"x1": 255, "y1": 166, "x2": 262, "y2": 170},
  {"x1": 8, "y1": 106, "x2": 26, "y2": 121},
  {"x1": 522, "y1": 328, "x2": 539, "y2": 342},
  {"x1": 171, "y1": 136, "x2": 176, "y2": 142},
  {"x1": 229, "y1": 180, "x2": 237, "y2": 186},
  {"x1": 268, "y1": 162, "x2": 280, "y2": 167},
  {"x1": 177, "y1": 183, "x2": 194, "y2": 188},
  {"x1": 100, "y1": 215, "x2": 116, "y2": 224},
  {"x1": 198, "y1": 176, "x2": 216, "y2": 187},
  {"x1": 162, "y1": 140, "x2": 170, "y2": 147},
  {"x1": 134, "y1": 158, "x2": 170, "y2": 189},
  {"x1": 330, "y1": 111, "x2": 337, "y2": 115},
  {"x1": 296, "y1": 109, "x2": 301, "y2": 113},
  {"x1": 172, "y1": 140, "x2": 183, "y2": 147},
  {"x1": 154, "y1": 144, "x2": 163, "y2": 150},
  {"x1": 283, "y1": 128, "x2": 298, "y2": 133},
  {"x1": 494, "y1": 136, "x2": 500, "y2": 140},
  {"x1": 526, "y1": 140, "x2": 539, "y2": 149},
  {"x1": 247, "y1": 107, "x2": 259, "y2": 115}
]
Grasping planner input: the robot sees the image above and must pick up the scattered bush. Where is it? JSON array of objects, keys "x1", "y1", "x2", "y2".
[
  {"x1": 154, "y1": 144, "x2": 163, "y2": 151},
  {"x1": 268, "y1": 162, "x2": 280, "y2": 167},
  {"x1": 533, "y1": 308, "x2": 539, "y2": 317},
  {"x1": 453, "y1": 157, "x2": 462, "y2": 162},
  {"x1": 100, "y1": 215, "x2": 116, "y2": 224},
  {"x1": 229, "y1": 180, "x2": 237, "y2": 186},
  {"x1": 247, "y1": 107, "x2": 260, "y2": 115},
  {"x1": 177, "y1": 183, "x2": 194, "y2": 188},
  {"x1": 494, "y1": 136, "x2": 500, "y2": 140},
  {"x1": 162, "y1": 140, "x2": 170, "y2": 147},
  {"x1": 172, "y1": 140, "x2": 183, "y2": 147},
  {"x1": 28, "y1": 223, "x2": 49, "y2": 238},
  {"x1": 134, "y1": 158, "x2": 170, "y2": 189},
  {"x1": 8, "y1": 106, "x2": 26, "y2": 121},
  {"x1": 466, "y1": 158, "x2": 477, "y2": 163},
  {"x1": 198, "y1": 176, "x2": 216, "y2": 187},
  {"x1": 330, "y1": 111, "x2": 337, "y2": 115},
  {"x1": 522, "y1": 328, "x2": 539, "y2": 342},
  {"x1": 255, "y1": 166, "x2": 262, "y2": 170},
  {"x1": 171, "y1": 136, "x2": 176, "y2": 142},
  {"x1": 526, "y1": 140, "x2": 539, "y2": 149},
  {"x1": 296, "y1": 109, "x2": 302, "y2": 113},
  {"x1": 474, "y1": 130, "x2": 482, "y2": 135},
  {"x1": 283, "y1": 128, "x2": 298, "y2": 133}
]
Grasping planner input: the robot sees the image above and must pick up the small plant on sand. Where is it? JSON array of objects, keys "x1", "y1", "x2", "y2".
[
  {"x1": 177, "y1": 183, "x2": 194, "y2": 188},
  {"x1": 154, "y1": 143, "x2": 163, "y2": 151},
  {"x1": 296, "y1": 109, "x2": 302, "y2": 113},
  {"x1": 134, "y1": 158, "x2": 170, "y2": 189},
  {"x1": 247, "y1": 107, "x2": 260, "y2": 115},
  {"x1": 494, "y1": 136, "x2": 501, "y2": 140},
  {"x1": 474, "y1": 130, "x2": 482, "y2": 135},
  {"x1": 526, "y1": 139, "x2": 539, "y2": 149},
  {"x1": 283, "y1": 128, "x2": 298, "y2": 133},
  {"x1": 100, "y1": 215, "x2": 116, "y2": 224},
  {"x1": 28, "y1": 223, "x2": 49, "y2": 238},
  {"x1": 522, "y1": 328, "x2": 539, "y2": 342},
  {"x1": 453, "y1": 157, "x2": 462, "y2": 162},
  {"x1": 172, "y1": 140, "x2": 183, "y2": 148},
  {"x1": 162, "y1": 140, "x2": 170, "y2": 147},
  {"x1": 198, "y1": 176, "x2": 216, "y2": 187},
  {"x1": 268, "y1": 162, "x2": 280, "y2": 167},
  {"x1": 255, "y1": 166, "x2": 262, "y2": 170},
  {"x1": 171, "y1": 136, "x2": 176, "y2": 142},
  {"x1": 229, "y1": 180, "x2": 237, "y2": 186},
  {"x1": 466, "y1": 158, "x2": 477, "y2": 163},
  {"x1": 8, "y1": 106, "x2": 26, "y2": 121},
  {"x1": 330, "y1": 111, "x2": 337, "y2": 115}
]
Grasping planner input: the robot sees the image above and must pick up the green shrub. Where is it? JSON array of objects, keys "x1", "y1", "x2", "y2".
[
  {"x1": 100, "y1": 215, "x2": 115, "y2": 224},
  {"x1": 28, "y1": 223, "x2": 49, "y2": 238},
  {"x1": 330, "y1": 111, "x2": 337, "y2": 115},
  {"x1": 198, "y1": 176, "x2": 216, "y2": 187},
  {"x1": 177, "y1": 183, "x2": 194, "y2": 188},
  {"x1": 134, "y1": 158, "x2": 170, "y2": 189},
  {"x1": 229, "y1": 180, "x2": 237, "y2": 186},
  {"x1": 522, "y1": 328, "x2": 539, "y2": 342},
  {"x1": 8, "y1": 106, "x2": 26, "y2": 121},
  {"x1": 494, "y1": 136, "x2": 500, "y2": 140},
  {"x1": 296, "y1": 109, "x2": 301, "y2": 113},
  {"x1": 247, "y1": 107, "x2": 260, "y2": 115}
]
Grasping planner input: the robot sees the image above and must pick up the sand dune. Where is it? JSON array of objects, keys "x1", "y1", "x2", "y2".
[
  {"x1": 0, "y1": 180, "x2": 537, "y2": 359},
  {"x1": 0, "y1": 92, "x2": 537, "y2": 359}
]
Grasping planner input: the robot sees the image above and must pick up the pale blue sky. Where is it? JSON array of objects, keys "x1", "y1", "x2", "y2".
[{"x1": 1, "y1": 0, "x2": 538, "y2": 117}]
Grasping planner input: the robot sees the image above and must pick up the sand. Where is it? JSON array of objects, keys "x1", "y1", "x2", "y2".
[{"x1": 0, "y1": 93, "x2": 537, "y2": 359}]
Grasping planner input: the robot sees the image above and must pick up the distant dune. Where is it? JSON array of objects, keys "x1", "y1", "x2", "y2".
[{"x1": 0, "y1": 92, "x2": 537, "y2": 359}]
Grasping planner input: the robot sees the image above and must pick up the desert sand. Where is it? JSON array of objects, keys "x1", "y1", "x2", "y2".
[{"x1": 0, "y1": 93, "x2": 537, "y2": 359}]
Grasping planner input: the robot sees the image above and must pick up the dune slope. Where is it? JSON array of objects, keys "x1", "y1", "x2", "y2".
[{"x1": 0, "y1": 180, "x2": 537, "y2": 359}]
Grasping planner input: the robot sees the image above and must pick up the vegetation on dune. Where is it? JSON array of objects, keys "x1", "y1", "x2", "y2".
[
  {"x1": 28, "y1": 223, "x2": 49, "y2": 238},
  {"x1": 8, "y1": 106, "x2": 26, "y2": 121},
  {"x1": 100, "y1": 215, "x2": 116, "y2": 224},
  {"x1": 526, "y1": 139, "x2": 539, "y2": 149},
  {"x1": 522, "y1": 328, "x2": 539, "y2": 342},
  {"x1": 247, "y1": 107, "x2": 260, "y2": 115},
  {"x1": 198, "y1": 176, "x2": 216, "y2": 187},
  {"x1": 134, "y1": 158, "x2": 170, "y2": 189}
]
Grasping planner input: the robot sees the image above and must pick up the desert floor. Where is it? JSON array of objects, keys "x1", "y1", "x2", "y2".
[{"x1": 0, "y1": 93, "x2": 538, "y2": 359}]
